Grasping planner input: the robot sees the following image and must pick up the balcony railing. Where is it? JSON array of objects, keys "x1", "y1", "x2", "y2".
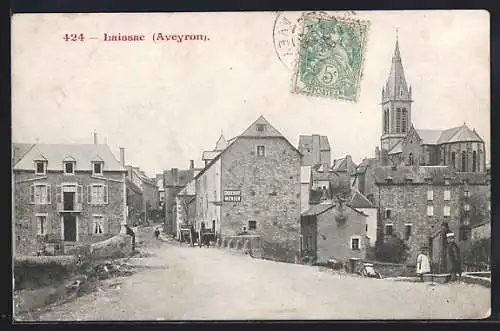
[{"x1": 57, "y1": 202, "x2": 82, "y2": 212}]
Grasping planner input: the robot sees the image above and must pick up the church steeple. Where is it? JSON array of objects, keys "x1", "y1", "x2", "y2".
[{"x1": 380, "y1": 33, "x2": 413, "y2": 153}]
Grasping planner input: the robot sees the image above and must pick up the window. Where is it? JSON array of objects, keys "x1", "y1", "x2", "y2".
[
  {"x1": 256, "y1": 145, "x2": 265, "y2": 157},
  {"x1": 35, "y1": 161, "x2": 47, "y2": 175},
  {"x1": 464, "y1": 203, "x2": 470, "y2": 211},
  {"x1": 443, "y1": 205, "x2": 451, "y2": 217},
  {"x1": 88, "y1": 184, "x2": 108, "y2": 205},
  {"x1": 461, "y1": 151, "x2": 466, "y2": 172},
  {"x1": 351, "y1": 237, "x2": 360, "y2": 250},
  {"x1": 472, "y1": 151, "x2": 477, "y2": 172},
  {"x1": 64, "y1": 161, "x2": 75, "y2": 175},
  {"x1": 404, "y1": 224, "x2": 412, "y2": 240},
  {"x1": 36, "y1": 214, "x2": 47, "y2": 235},
  {"x1": 451, "y1": 152, "x2": 456, "y2": 168},
  {"x1": 427, "y1": 190, "x2": 433, "y2": 201},
  {"x1": 92, "y1": 161, "x2": 103, "y2": 175},
  {"x1": 256, "y1": 124, "x2": 266, "y2": 132},
  {"x1": 92, "y1": 215, "x2": 105, "y2": 234},
  {"x1": 401, "y1": 108, "x2": 408, "y2": 133},
  {"x1": 384, "y1": 109, "x2": 390, "y2": 134},
  {"x1": 395, "y1": 108, "x2": 401, "y2": 133},
  {"x1": 30, "y1": 184, "x2": 51, "y2": 205},
  {"x1": 459, "y1": 227, "x2": 471, "y2": 241},
  {"x1": 464, "y1": 190, "x2": 470, "y2": 198},
  {"x1": 444, "y1": 190, "x2": 451, "y2": 201},
  {"x1": 385, "y1": 224, "x2": 393, "y2": 236},
  {"x1": 427, "y1": 205, "x2": 434, "y2": 217},
  {"x1": 385, "y1": 209, "x2": 392, "y2": 219},
  {"x1": 248, "y1": 220, "x2": 257, "y2": 230},
  {"x1": 408, "y1": 153, "x2": 414, "y2": 166}
]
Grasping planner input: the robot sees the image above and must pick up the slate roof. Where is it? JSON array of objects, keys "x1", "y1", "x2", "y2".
[
  {"x1": 388, "y1": 140, "x2": 403, "y2": 155},
  {"x1": 331, "y1": 156, "x2": 357, "y2": 174},
  {"x1": 350, "y1": 190, "x2": 375, "y2": 209},
  {"x1": 202, "y1": 151, "x2": 222, "y2": 161},
  {"x1": 372, "y1": 165, "x2": 488, "y2": 185},
  {"x1": 298, "y1": 135, "x2": 331, "y2": 151},
  {"x1": 416, "y1": 124, "x2": 484, "y2": 145},
  {"x1": 12, "y1": 143, "x2": 35, "y2": 166},
  {"x1": 13, "y1": 144, "x2": 126, "y2": 172},
  {"x1": 301, "y1": 201, "x2": 367, "y2": 217}
]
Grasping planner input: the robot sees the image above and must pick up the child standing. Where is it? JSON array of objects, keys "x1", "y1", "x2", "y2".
[{"x1": 416, "y1": 246, "x2": 431, "y2": 281}]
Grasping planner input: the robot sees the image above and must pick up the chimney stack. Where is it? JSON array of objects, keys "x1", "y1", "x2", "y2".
[
  {"x1": 93, "y1": 131, "x2": 98, "y2": 144},
  {"x1": 190, "y1": 160, "x2": 194, "y2": 169},
  {"x1": 120, "y1": 147, "x2": 125, "y2": 167}
]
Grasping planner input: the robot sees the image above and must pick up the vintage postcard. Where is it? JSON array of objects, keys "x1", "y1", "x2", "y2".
[{"x1": 11, "y1": 11, "x2": 491, "y2": 321}]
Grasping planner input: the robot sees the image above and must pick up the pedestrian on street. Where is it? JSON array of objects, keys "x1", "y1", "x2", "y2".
[
  {"x1": 416, "y1": 246, "x2": 431, "y2": 281},
  {"x1": 125, "y1": 224, "x2": 136, "y2": 251},
  {"x1": 446, "y1": 232, "x2": 462, "y2": 281},
  {"x1": 154, "y1": 227, "x2": 160, "y2": 240}
]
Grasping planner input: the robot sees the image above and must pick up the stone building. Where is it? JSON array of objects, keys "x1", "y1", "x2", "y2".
[
  {"x1": 349, "y1": 190, "x2": 378, "y2": 247},
  {"x1": 371, "y1": 165, "x2": 489, "y2": 263},
  {"x1": 175, "y1": 178, "x2": 196, "y2": 238},
  {"x1": 163, "y1": 161, "x2": 200, "y2": 235},
  {"x1": 298, "y1": 134, "x2": 331, "y2": 167},
  {"x1": 301, "y1": 198, "x2": 369, "y2": 262},
  {"x1": 380, "y1": 38, "x2": 486, "y2": 172},
  {"x1": 12, "y1": 141, "x2": 127, "y2": 255},
  {"x1": 194, "y1": 115, "x2": 302, "y2": 262}
]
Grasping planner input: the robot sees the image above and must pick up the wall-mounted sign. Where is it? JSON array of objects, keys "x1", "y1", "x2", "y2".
[{"x1": 223, "y1": 190, "x2": 241, "y2": 202}]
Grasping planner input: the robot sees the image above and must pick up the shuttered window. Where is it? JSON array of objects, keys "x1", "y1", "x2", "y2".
[
  {"x1": 31, "y1": 184, "x2": 51, "y2": 204},
  {"x1": 88, "y1": 184, "x2": 109, "y2": 205}
]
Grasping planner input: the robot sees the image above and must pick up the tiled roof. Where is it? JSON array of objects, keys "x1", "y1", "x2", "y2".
[
  {"x1": 331, "y1": 156, "x2": 357, "y2": 174},
  {"x1": 372, "y1": 165, "x2": 488, "y2": 185},
  {"x1": 301, "y1": 166, "x2": 312, "y2": 184},
  {"x1": 302, "y1": 201, "x2": 366, "y2": 217},
  {"x1": 13, "y1": 144, "x2": 126, "y2": 171},
  {"x1": 202, "y1": 151, "x2": 221, "y2": 161},
  {"x1": 12, "y1": 143, "x2": 35, "y2": 166},
  {"x1": 350, "y1": 190, "x2": 375, "y2": 208}
]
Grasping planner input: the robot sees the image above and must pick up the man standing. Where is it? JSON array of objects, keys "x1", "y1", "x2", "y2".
[
  {"x1": 439, "y1": 222, "x2": 452, "y2": 273},
  {"x1": 446, "y1": 232, "x2": 462, "y2": 281}
]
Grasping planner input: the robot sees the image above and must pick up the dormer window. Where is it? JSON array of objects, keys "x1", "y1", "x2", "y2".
[
  {"x1": 35, "y1": 161, "x2": 47, "y2": 175},
  {"x1": 256, "y1": 124, "x2": 266, "y2": 132},
  {"x1": 64, "y1": 161, "x2": 75, "y2": 175},
  {"x1": 93, "y1": 161, "x2": 104, "y2": 175}
]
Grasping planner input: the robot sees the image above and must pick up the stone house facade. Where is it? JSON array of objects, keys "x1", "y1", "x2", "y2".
[
  {"x1": 13, "y1": 143, "x2": 127, "y2": 255},
  {"x1": 194, "y1": 116, "x2": 302, "y2": 262},
  {"x1": 372, "y1": 165, "x2": 489, "y2": 263},
  {"x1": 298, "y1": 134, "x2": 331, "y2": 167},
  {"x1": 301, "y1": 200, "x2": 368, "y2": 263}
]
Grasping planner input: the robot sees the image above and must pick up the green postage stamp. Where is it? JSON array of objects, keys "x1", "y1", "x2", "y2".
[{"x1": 292, "y1": 13, "x2": 370, "y2": 102}]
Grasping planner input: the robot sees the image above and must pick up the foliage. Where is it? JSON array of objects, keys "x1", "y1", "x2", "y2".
[
  {"x1": 374, "y1": 235, "x2": 410, "y2": 263},
  {"x1": 462, "y1": 237, "x2": 490, "y2": 264}
]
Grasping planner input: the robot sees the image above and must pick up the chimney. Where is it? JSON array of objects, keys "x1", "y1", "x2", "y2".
[
  {"x1": 312, "y1": 134, "x2": 321, "y2": 165},
  {"x1": 93, "y1": 131, "x2": 98, "y2": 144},
  {"x1": 190, "y1": 160, "x2": 194, "y2": 169},
  {"x1": 120, "y1": 147, "x2": 125, "y2": 167}
]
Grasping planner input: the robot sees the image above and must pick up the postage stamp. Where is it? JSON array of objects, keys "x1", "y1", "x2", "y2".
[{"x1": 291, "y1": 13, "x2": 370, "y2": 102}]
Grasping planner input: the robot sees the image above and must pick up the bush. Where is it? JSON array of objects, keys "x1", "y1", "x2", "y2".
[
  {"x1": 374, "y1": 236, "x2": 410, "y2": 263},
  {"x1": 463, "y1": 237, "x2": 490, "y2": 264}
]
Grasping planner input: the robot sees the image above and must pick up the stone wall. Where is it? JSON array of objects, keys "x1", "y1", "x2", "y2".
[
  {"x1": 315, "y1": 205, "x2": 368, "y2": 263},
  {"x1": 220, "y1": 137, "x2": 302, "y2": 262},
  {"x1": 13, "y1": 171, "x2": 126, "y2": 256}
]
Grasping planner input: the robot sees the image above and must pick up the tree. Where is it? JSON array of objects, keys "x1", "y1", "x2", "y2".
[{"x1": 375, "y1": 235, "x2": 410, "y2": 263}]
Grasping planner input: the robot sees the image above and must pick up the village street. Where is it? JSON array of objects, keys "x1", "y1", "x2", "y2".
[{"x1": 36, "y1": 226, "x2": 490, "y2": 321}]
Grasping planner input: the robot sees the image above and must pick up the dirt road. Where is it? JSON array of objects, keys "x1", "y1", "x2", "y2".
[{"x1": 36, "y1": 227, "x2": 490, "y2": 320}]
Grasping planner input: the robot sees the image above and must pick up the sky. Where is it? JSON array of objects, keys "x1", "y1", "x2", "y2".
[{"x1": 12, "y1": 11, "x2": 490, "y2": 177}]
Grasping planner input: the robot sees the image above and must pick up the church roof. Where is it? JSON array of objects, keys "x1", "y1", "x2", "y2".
[
  {"x1": 383, "y1": 38, "x2": 411, "y2": 101},
  {"x1": 387, "y1": 140, "x2": 403, "y2": 155},
  {"x1": 416, "y1": 124, "x2": 484, "y2": 145}
]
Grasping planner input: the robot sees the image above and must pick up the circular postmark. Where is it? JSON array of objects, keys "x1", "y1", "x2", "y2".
[{"x1": 272, "y1": 11, "x2": 358, "y2": 72}]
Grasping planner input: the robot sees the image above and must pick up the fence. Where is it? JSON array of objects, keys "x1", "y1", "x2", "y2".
[{"x1": 463, "y1": 262, "x2": 490, "y2": 273}]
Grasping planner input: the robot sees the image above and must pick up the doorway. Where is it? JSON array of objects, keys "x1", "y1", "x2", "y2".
[
  {"x1": 212, "y1": 220, "x2": 216, "y2": 233},
  {"x1": 63, "y1": 214, "x2": 77, "y2": 241}
]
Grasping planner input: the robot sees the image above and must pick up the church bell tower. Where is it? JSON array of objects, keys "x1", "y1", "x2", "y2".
[{"x1": 381, "y1": 35, "x2": 413, "y2": 152}]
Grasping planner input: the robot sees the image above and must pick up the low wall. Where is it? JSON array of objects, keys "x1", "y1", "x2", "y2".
[
  {"x1": 14, "y1": 255, "x2": 80, "y2": 290},
  {"x1": 219, "y1": 235, "x2": 263, "y2": 258},
  {"x1": 89, "y1": 234, "x2": 133, "y2": 260},
  {"x1": 361, "y1": 259, "x2": 416, "y2": 278}
]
